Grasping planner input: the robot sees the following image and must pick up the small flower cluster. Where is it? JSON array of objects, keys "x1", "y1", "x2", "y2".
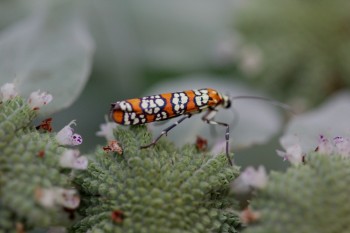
[
  {"x1": 1, "y1": 82, "x2": 87, "y2": 169},
  {"x1": 231, "y1": 133, "x2": 350, "y2": 195},
  {"x1": 55, "y1": 121, "x2": 86, "y2": 170},
  {"x1": 0, "y1": 82, "x2": 89, "y2": 230},
  {"x1": 54, "y1": 119, "x2": 87, "y2": 171},
  {"x1": 1, "y1": 82, "x2": 86, "y2": 170},
  {"x1": 0, "y1": 82, "x2": 53, "y2": 109},
  {"x1": 276, "y1": 134, "x2": 350, "y2": 165},
  {"x1": 0, "y1": 83, "x2": 83, "y2": 149},
  {"x1": 315, "y1": 135, "x2": 350, "y2": 158}
]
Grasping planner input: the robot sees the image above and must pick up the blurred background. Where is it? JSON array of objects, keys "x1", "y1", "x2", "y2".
[{"x1": 1, "y1": 0, "x2": 349, "y2": 171}]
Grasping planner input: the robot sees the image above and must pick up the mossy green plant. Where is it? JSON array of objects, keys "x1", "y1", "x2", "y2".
[
  {"x1": 244, "y1": 152, "x2": 350, "y2": 233},
  {"x1": 0, "y1": 96, "x2": 83, "y2": 233},
  {"x1": 72, "y1": 125, "x2": 241, "y2": 233}
]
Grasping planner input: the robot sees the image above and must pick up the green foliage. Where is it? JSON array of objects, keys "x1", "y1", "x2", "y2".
[
  {"x1": 0, "y1": 96, "x2": 78, "y2": 232},
  {"x1": 244, "y1": 153, "x2": 350, "y2": 233},
  {"x1": 235, "y1": 0, "x2": 350, "y2": 106},
  {"x1": 72, "y1": 126, "x2": 241, "y2": 233}
]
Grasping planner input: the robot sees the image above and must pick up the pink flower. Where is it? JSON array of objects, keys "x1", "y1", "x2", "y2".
[
  {"x1": 315, "y1": 135, "x2": 333, "y2": 154},
  {"x1": 314, "y1": 135, "x2": 350, "y2": 158},
  {"x1": 333, "y1": 136, "x2": 350, "y2": 158},
  {"x1": 56, "y1": 120, "x2": 83, "y2": 146}
]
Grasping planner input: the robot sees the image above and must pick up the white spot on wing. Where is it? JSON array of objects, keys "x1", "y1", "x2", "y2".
[
  {"x1": 155, "y1": 98, "x2": 165, "y2": 106},
  {"x1": 133, "y1": 118, "x2": 139, "y2": 124}
]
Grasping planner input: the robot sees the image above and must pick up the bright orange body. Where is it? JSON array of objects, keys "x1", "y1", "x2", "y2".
[{"x1": 110, "y1": 88, "x2": 229, "y2": 125}]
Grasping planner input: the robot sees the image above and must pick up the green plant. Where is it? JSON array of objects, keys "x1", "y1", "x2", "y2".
[
  {"x1": 243, "y1": 152, "x2": 350, "y2": 233},
  {"x1": 0, "y1": 89, "x2": 85, "y2": 233},
  {"x1": 72, "y1": 125, "x2": 241, "y2": 233},
  {"x1": 0, "y1": 85, "x2": 243, "y2": 232}
]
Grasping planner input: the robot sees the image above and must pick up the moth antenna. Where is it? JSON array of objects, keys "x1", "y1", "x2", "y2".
[
  {"x1": 230, "y1": 96, "x2": 294, "y2": 114},
  {"x1": 229, "y1": 104, "x2": 240, "y2": 132}
]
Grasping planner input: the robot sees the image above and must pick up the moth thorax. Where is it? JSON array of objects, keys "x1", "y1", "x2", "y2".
[{"x1": 221, "y1": 95, "x2": 231, "y2": 108}]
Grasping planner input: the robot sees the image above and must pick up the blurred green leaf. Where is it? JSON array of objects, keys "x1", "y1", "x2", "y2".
[
  {"x1": 0, "y1": 1, "x2": 94, "y2": 114},
  {"x1": 127, "y1": 0, "x2": 236, "y2": 71},
  {"x1": 144, "y1": 75, "x2": 283, "y2": 150},
  {"x1": 234, "y1": 0, "x2": 350, "y2": 106},
  {"x1": 81, "y1": 0, "x2": 236, "y2": 93}
]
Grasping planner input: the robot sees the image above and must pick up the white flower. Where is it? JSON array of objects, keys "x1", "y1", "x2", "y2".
[
  {"x1": 241, "y1": 166, "x2": 268, "y2": 189},
  {"x1": 56, "y1": 120, "x2": 83, "y2": 146},
  {"x1": 276, "y1": 135, "x2": 304, "y2": 165},
  {"x1": 55, "y1": 188, "x2": 80, "y2": 209},
  {"x1": 35, "y1": 187, "x2": 80, "y2": 209},
  {"x1": 60, "y1": 149, "x2": 88, "y2": 170},
  {"x1": 315, "y1": 135, "x2": 333, "y2": 155},
  {"x1": 276, "y1": 144, "x2": 304, "y2": 165},
  {"x1": 333, "y1": 136, "x2": 350, "y2": 158},
  {"x1": 28, "y1": 90, "x2": 53, "y2": 109},
  {"x1": 35, "y1": 188, "x2": 56, "y2": 208},
  {"x1": 73, "y1": 156, "x2": 88, "y2": 169},
  {"x1": 96, "y1": 117, "x2": 117, "y2": 140},
  {"x1": 0, "y1": 83, "x2": 18, "y2": 101},
  {"x1": 231, "y1": 165, "x2": 268, "y2": 193}
]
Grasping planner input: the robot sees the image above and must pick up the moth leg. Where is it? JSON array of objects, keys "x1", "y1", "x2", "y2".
[
  {"x1": 140, "y1": 114, "x2": 192, "y2": 149},
  {"x1": 202, "y1": 108, "x2": 233, "y2": 166}
]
